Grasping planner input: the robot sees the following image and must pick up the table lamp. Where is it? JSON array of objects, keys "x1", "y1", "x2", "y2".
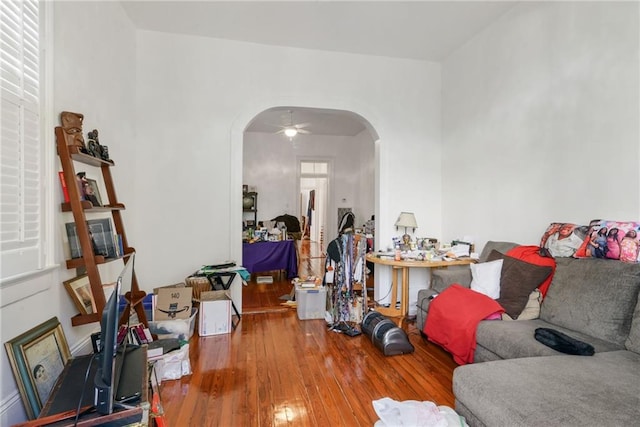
[{"x1": 395, "y1": 212, "x2": 417, "y2": 249}]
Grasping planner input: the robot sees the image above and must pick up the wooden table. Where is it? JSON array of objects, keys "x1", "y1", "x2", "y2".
[
  {"x1": 242, "y1": 240, "x2": 298, "y2": 279},
  {"x1": 366, "y1": 253, "x2": 476, "y2": 325}
]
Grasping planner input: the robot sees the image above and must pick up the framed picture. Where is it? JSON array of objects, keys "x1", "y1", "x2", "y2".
[
  {"x1": 242, "y1": 184, "x2": 248, "y2": 193},
  {"x1": 65, "y1": 218, "x2": 117, "y2": 259},
  {"x1": 5, "y1": 317, "x2": 71, "y2": 419},
  {"x1": 84, "y1": 178, "x2": 102, "y2": 207},
  {"x1": 63, "y1": 274, "x2": 96, "y2": 315}
]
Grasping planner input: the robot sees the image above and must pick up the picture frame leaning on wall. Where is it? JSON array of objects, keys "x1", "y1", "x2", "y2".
[
  {"x1": 63, "y1": 274, "x2": 97, "y2": 315},
  {"x1": 4, "y1": 317, "x2": 72, "y2": 419}
]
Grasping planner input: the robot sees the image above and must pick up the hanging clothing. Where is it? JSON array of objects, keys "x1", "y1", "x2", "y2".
[{"x1": 326, "y1": 231, "x2": 366, "y2": 324}]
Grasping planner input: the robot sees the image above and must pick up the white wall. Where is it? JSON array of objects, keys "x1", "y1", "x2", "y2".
[
  {"x1": 442, "y1": 1, "x2": 640, "y2": 252},
  {"x1": 0, "y1": 2, "x2": 136, "y2": 424},
  {"x1": 131, "y1": 31, "x2": 441, "y2": 292},
  {"x1": 7, "y1": 2, "x2": 637, "y2": 423},
  {"x1": 243, "y1": 130, "x2": 375, "y2": 239}
]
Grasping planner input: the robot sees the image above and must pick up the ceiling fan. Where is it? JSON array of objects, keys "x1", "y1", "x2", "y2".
[{"x1": 274, "y1": 110, "x2": 311, "y2": 138}]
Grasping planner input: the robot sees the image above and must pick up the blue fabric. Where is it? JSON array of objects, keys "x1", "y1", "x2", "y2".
[{"x1": 242, "y1": 240, "x2": 298, "y2": 279}]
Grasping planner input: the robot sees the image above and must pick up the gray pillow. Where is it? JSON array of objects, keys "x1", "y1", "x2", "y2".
[{"x1": 486, "y1": 250, "x2": 553, "y2": 319}]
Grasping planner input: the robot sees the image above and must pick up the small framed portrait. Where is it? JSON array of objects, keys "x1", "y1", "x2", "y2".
[
  {"x1": 242, "y1": 184, "x2": 249, "y2": 193},
  {"x1": 84, "y1": 178, "x2": 102, "y2": 207},
  {"x1": 4, "y1": 317, "x2": 71, "y2": 419},
  {"x1": 63, "y1": 274, "x2": 96, "y2": 315}
]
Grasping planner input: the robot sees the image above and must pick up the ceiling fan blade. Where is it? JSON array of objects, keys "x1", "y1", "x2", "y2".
[
  {"x1": 297, "y1": 129, "x2": 311, "y2": 134},
  {"x1": 294, "y1": 122, "x2": 311, "y2": 129},
  {"x1": 263, "y1": 122, "x2": 286, "y2": 129}
]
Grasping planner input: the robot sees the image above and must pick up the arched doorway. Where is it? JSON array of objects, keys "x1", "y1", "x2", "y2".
[{"x1": 230, "y1": 100, "x2": 383, "y2": 313}]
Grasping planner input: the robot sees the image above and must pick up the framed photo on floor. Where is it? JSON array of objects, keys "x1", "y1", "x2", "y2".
[{"x1": 4, "y1": 317, "x2": 71, "y2": 419}]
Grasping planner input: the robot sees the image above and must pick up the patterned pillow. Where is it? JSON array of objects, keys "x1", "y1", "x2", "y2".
[
  {"x1": 574, "y1": 219, "x2": 640, "y2": 262},
  {"x1": 539, "y1": 222, "x2": 589, "y2": 258}
]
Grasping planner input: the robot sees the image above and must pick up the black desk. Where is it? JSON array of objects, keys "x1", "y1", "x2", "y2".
[{"x1": 31, "y1": 348, "x2": 147, "y2": 427}]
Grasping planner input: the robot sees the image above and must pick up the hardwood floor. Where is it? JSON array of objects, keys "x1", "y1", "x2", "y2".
[{"x1": 159, "y1": 240, "x2": 457, "y2": 426}]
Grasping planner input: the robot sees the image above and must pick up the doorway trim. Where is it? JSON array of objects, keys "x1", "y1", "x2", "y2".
[
  {"x1": 229, "y1": 97, "x2": 382, "y2": 269},
  {"x1": 298, "y1": 157, "x2": 332, "y2": 244}
]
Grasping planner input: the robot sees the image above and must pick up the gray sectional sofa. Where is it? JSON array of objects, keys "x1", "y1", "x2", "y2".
[{"x1": 416, "y1": 242, "x2": 640, "y2": 426}]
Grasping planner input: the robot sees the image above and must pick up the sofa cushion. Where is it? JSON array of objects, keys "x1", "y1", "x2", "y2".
[
  {"x1": 478, "y1": 241, "x2": 519, "y2": 262},
  {"x1": 626, "y1": 296, "x2": 640, "y2": 353},
  {"x1": 502, "y1": 289, "x2": 541, "y2": 321},
  {"x1": 470, "y1": 259, "x2": 503, "y2": 299},
  {"x1": 541, "y1": 257, "x2": 640, "y2": 346},
  {"x1": 486, "y1": 250, "x2": 553, "y2": 319},
  {"x1": 454, "y1": 351, "x2": 640, "y2": 426},
  {"x1": 474, "y1": 318, "x2": 623, "y2": 362},
  {"x1": 574, "y1": 219, "x2": 640, "y2": 262},
  {"x1": 505, "y1": 245, "x2": 557, "y2": 297},
  {"x1": 539, "y1": 222, "x2": 589, "y2": 258}
]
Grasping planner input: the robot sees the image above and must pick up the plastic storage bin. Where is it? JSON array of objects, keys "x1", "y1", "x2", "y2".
[
  {"x1": 148, "y1": 308, "x2": 197, "y2": 340},
  {"x1": 295, "y1": 285, "x2": 327, "y2": 320}
]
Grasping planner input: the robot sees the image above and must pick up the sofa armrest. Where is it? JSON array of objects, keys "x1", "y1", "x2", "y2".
[
  {"x1": 431, "y1": 267, "x2": 472, "y2": 292},
  {"x1": 416, "y1": 288, "x2": 440, "y2": 332}
]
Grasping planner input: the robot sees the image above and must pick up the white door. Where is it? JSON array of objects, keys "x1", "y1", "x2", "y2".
[{"x1": 299, "y1": 161, "x2": 329, "y2": 244}]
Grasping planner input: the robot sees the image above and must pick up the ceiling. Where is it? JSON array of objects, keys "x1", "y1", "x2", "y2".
[
  {"x1": 121, "y1": 1, "x2": 518, "y2": 136},
  {"x1": 245, "y1": 107, "x2": 369, "y2": 137}
]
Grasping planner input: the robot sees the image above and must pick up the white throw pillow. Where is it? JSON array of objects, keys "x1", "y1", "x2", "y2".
[{"x1": 470, "y1": 259, "x2": 503, "y2": 299}]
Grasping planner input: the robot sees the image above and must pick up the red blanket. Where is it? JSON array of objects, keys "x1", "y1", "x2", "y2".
[{"x1": 424, "y1": 284, "x2": 504, "y2": 365}]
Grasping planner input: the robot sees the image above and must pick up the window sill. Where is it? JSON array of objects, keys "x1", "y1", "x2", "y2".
[{"x1": 0, "y1": 264, "x2": 58, "y2": 307}]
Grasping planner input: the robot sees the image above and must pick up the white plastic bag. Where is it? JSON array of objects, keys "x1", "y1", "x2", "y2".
[
  {"x1": 372, "y1": 398, "x2": 468, "y2": 427},
  {"x1": 155, "y1": 343, "x2": 192, "y2": 381}
]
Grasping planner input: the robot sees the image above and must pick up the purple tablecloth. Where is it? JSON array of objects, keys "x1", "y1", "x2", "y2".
[{"x1": 242, "y1": 240, "x2": 298, "y2": 279}]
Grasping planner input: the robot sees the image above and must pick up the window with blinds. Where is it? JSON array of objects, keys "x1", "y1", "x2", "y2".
[{"x1": 1, "y1": 0, "x2": 44, "y2": 281}]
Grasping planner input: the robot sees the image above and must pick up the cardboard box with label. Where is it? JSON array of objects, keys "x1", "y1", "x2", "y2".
[
  {"x1": 154, "y1": 285, "x2": 192, "y2": 321},
  {"x1": 198, "y1": 290, "x2": 232, "y2": 336}
]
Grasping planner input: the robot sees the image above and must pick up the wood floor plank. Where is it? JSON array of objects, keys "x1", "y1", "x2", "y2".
[{"x1": 160, "y1": 240, "x2": 456, "y2": 426}]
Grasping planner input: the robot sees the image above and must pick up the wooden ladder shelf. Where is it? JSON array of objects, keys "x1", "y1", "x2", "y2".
[{"x1": 56, "y1": 125, "x2": 147, "y2": 327}]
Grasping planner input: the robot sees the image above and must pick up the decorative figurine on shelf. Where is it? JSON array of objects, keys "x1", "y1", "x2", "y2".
[
  {"x1": 401, "y1": 234, "x2": 412, "y2": 251},
  {"x1": 86, "y1": 129, "x2": 100, "y2": 158},
  {"x1": 60, "y1": 111, "x2": 86, "y2": 151},
  {"x1": 100, "y1": 145, "x2": 109, "y2": 161},
  {"x1": 86, "y1": 129, "x2": 110, "y2": 161}
]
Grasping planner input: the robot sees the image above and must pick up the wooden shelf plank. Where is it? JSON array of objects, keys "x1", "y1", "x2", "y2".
[
  {"x1": 68, "y1": 145, "x2": 115, "y2": 167},
  {"x1": 61, "y1": 202, "x2": 125, "y2": 212},
  {"x1": 70, "y1": 312, "x2": 101, "y2": 327}
]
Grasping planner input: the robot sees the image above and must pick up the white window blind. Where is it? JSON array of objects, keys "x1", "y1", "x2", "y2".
[{"x1": 1, "y1": 0, "x2": 44, "y2": 280}]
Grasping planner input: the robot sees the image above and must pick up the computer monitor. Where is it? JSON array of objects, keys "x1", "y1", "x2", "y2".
[{"x1": 94, "y1": 253, "x2": 134, "y2": 415}]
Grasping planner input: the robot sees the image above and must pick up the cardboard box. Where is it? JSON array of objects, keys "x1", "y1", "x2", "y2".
[
  {"x1": 154, "y1": 285, "x2": 192, "y2": 320},
  {"x1": 295, "y1": 285, "x2": 327, "y2": 320},
  {"x1": 198, "y1": 290, "x2": 232, "y2": 336},
  {"x1": 148, "y1": 308, "x2": 197, "y2": 341}
]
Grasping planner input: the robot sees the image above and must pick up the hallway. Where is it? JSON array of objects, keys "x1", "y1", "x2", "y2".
[{"x1": 242, "y1": 239, "x2": 326, "y2": 314}]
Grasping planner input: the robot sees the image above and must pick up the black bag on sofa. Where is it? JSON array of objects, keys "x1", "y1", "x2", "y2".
[{"x1": 534, "y1": 328, "x2": 595, "y2": 356}]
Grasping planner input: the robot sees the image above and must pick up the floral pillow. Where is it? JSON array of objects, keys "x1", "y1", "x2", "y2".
[
  {"x1": 539, "y1": 222, "x2": 589, "y2": 258},
  {"x1": 574, "y1": 219, "x2": 640, "y2": 263}
]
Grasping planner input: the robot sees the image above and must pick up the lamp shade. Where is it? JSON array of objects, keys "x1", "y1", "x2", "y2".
[{"x1": 395, "y1": 212, "x2": 417, "y2": 229}]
